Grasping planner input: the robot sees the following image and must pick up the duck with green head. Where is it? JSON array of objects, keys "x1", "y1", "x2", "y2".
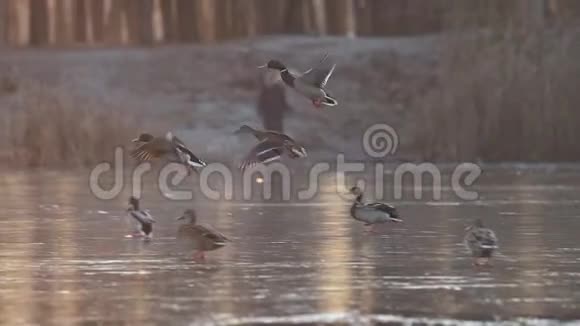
[
  {"x1": 259, "y1": 54, "x2": 337, "y2": 109},
  {"x1": 126, "y1": 196, "x2": 156, "y2": 240},
  {"x1": 176, "y1": 209, "x2": 230, "y2": 261},
  {"x1": 348, "y1": 186, "x2": 402, "y2": 234},
  {"x1": 234, "y1": 125, "x2": 307, "y2": 169}
]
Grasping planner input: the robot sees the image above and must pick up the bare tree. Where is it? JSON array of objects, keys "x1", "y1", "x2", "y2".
[
  {"x1": 196, "y1": 0, "x2": 216, "y2": 42},
  {"x1": 311, "y1": 0, "x2": 327, "y2": 35},
  {"x1": 29, "y1": 0, "x2": 49, "y2": 45}
]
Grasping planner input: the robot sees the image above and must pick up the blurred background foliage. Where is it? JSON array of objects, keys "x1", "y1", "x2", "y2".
[{"x1": 0, "y1": 0, "x2": 578, "y2": 46}]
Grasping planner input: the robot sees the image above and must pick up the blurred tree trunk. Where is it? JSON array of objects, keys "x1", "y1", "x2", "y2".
[
  {"x1": 285, "y1": 0, "x2": 306, "y2": 33},
  {"x1": 125, "y1": 0, "x2": 138, "y2": 44},
  {"x1": 74, "y1": 0, "x2": 87, "y2": 43},
  {"x1": 256, "y1": 0, "x2": 285, "y2": 34},
  {"x1": 55, "y1": 0, "x2": 75, "y2": 45},
  {"x1": 0, "y1": 0, "x2": 6, "y2": 44},
  {"x1": 160, "y1": 0, "x2": 178, "y2": 42},
  {"x1": 312, "y1": 0, "x2": 327, "y2": 35},
  {"x1": 327, "y1": 0, "x2": 356, "y2": 37},
  {"x1": 29, "y1": 0, "x2": 48, "y2": 45},
  {"x1": 354, "y1": 0, "x2": 372, "y2": 36},
  {"x1": 176, "y1": 0, "x2": 196, "y2": 41},
  {"x1": 89, "y1": 0, "x2": 105, "y2": 43},
  {"x1": 196, "y1": 0, "x2": 216, "y2": 42},
  {"x1": 104, "y1": 0, "x2": 124, "y2": 43},
  {"x1": 221, "y1": 0, "x2": 234, "y2": 39},
  {"x1": 244, "y1": 0, "x2": 257, "y2": 38},
  {"x1": 126, "y1": 0, "x2": 153, "y2": 44},
  {"x1": 45, "y1": 0, "x2": 56, "y2": 43},
  {"x1": 7, "y1": 0, "x2": 31, "y2": 45},
  {"x1": 151, "y1": 0, "x2": 163, "y2": 42}
]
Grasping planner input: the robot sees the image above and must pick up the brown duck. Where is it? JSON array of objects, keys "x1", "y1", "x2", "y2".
[{"x1": 176, "y1": 209, "x2": 230, "y2": 261}]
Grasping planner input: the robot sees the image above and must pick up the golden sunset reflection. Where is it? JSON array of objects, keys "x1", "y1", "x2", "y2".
[{"x1": 315, "y1": 184, "x2": 353, "y2": 312}]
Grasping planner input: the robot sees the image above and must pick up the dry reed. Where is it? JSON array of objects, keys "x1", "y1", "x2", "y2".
[
  {"x1": 0, "y1": 81, "x2": 141, "y2": 168},
  {"x1": 414, "y1": 23, "x2": 580, "y2": 162}
]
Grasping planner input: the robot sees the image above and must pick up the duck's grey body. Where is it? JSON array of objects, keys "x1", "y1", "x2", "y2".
[
  {"x1": 350, "y1": 202, "x2": 400, "y2": 225},
  {"x1": 349, "y1": 187, "x2": 402, "y2": 232},
  {"x1": 127, "y1": 197, "x2": 156, "y2": 239},
  {"x1": 464, "y1": 219, "x2": 498, "y2": 265},
  {"x1": 465, "y1": 220, "x2": 498, "y2": 257}
]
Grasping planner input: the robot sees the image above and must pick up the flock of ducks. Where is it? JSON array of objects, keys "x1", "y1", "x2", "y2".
[{"x1": 123, "y1": 54, "x2": 498, "y2": 265}]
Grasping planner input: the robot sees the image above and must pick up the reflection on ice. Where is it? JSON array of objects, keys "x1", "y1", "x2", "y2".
[{"x1": 0, "y1": 171, "x2": 580, "y2": 324}]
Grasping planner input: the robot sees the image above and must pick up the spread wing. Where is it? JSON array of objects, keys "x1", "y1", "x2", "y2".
[
  {"x1": 301, "y1": 53, "x2": 329, "y2": 75},
  {"x1": 170, "y1": 136, "x2": 206, "y2": 167},
  {"x1": 176, "y1": 144, "x2": 206, "y2": 167},
  {"x1": 131, "y1": 138, "x2": 173, "y2": 161},
  {"x1": 240, "y1": 140, "x2": 285, "y2": 170},
  {"x1": 299, "y1": 54, "x2": 336, "y2": 88}
]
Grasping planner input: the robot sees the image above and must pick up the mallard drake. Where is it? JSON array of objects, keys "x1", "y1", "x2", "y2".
[
  {"x1": 176, "y1": 209, "x2": 230, "y2": 261},
  {"x1": 464, "y1": 219, "x2": 498, "y2": 266},
  {"x1": 259, "y1": 54, "x2": 337, "y2": 109},
  {"x1": 130, "y1": 132, "x2": 207, "y2": 174},
  {"x1": 349, "y1": 186, "x2": 402, "y2": 233},
  {"x1": 126, "y1": 196, "x2": 156, "y2": 240},
  {"x1": 234, "y1": 125, "x2": 307, "y2": 169}
]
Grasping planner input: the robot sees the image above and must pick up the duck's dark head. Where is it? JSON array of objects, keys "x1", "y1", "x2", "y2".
[
  {"x1": 132, "y1": 133, "x2": 155, "y2": 143},
  {"x1": 128, "y1": 196, "x2": 140, "y2": 210},
  {"x1": 349, "y1": 186, "x2": 363, "y2": 196},
  {"x1": 177, "y1": 209, "x2": 197, "y2": 224},
  {"x1": 260, "y1": 60, "x2": 287, "y2": 71},
  {"x1": 234, "y1": 125, "x2": 255, "y2": 135},
  {"x1": 466, "y1": 218, "x2": 484, "y2": 231}
]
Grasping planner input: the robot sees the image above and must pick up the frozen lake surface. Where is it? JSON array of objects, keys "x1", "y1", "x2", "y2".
[{"x1": 1, "y1": 167, "x2": 580, "y2": 325}]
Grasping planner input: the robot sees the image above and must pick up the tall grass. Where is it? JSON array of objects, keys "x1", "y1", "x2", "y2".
[
  {"x1": 415, "y1": 22, "x2": 580, "y2": 161},
  {"x1": 0, "y1": 82, "x2": 142, "y2": 168}
]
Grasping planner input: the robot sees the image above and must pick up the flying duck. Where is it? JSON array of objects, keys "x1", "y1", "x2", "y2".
[
  {"x1": 349, "y1": 186, "x2": 402, "y2": 233},
  {"x1": 259, "y1": 54, "x2": 337, "y2": 109},
  {"x1": 234, "y1": 125, "x2": 307, "y2": 169},
  {"x1": 464, "y1": 219, "x2": 499, "y2": 266},
  {"x1": 130, "y1": 132, "x2": 207, "y2": 174},
  {"x1": 176, "y1": 209, "x2": 230, "y2": 261},
  {"x1": 126, "y1": 196, "x2": 156, "y2": 240}
]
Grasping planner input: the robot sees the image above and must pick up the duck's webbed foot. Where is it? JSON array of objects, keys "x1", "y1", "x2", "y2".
[
  {"x1": 472, "y1": 257, "x2": 492, "y2": 267},
  {"x1": 125, "y1": 232, "x2": 144, "y2": 238},
  {"x1": 312, "y1": 99, "x2": 323, "y2": 108},
  {"x1": 364, "y1": 224, "x2": 379, "y2": 234}
]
